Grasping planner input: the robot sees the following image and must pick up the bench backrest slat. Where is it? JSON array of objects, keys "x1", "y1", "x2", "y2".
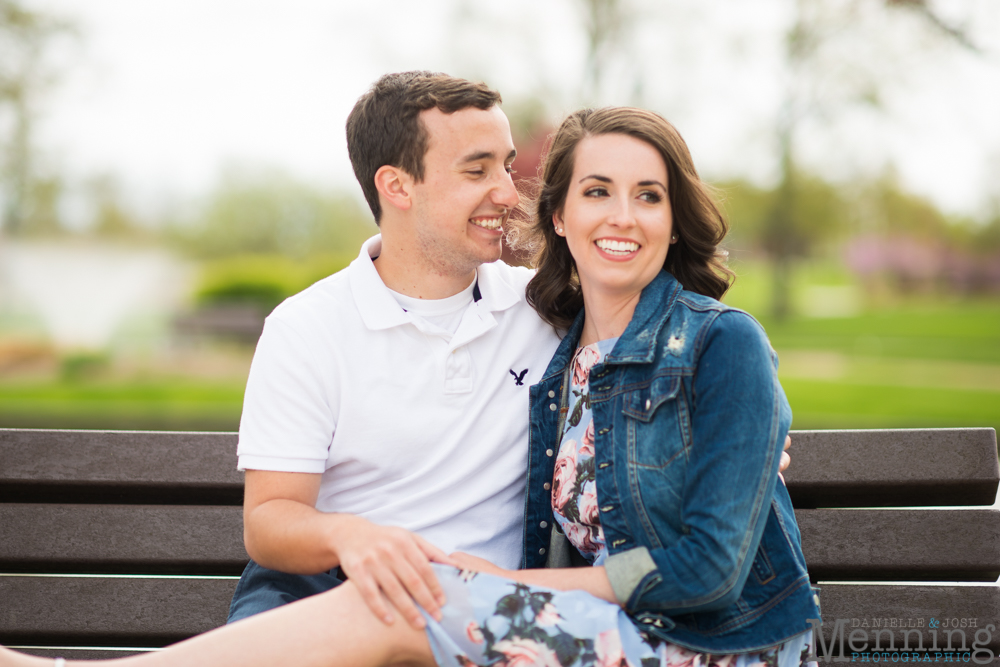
[
  {"x1": 796, "y1": 508, "x2": 1000, "y2": 581},
  {"x1": 0, "y1": 429, "x2": 242, "y2": 504},
  {"x1": 782, "y1": 428, "x2": 999, "y2": 507},
  {"x1": 0, "y1": 504, "x2": 247, "y2": 575}
]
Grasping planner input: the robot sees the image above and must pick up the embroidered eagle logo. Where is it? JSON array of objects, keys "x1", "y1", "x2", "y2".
[{"x1": 509, "y1": 368, "x2": 528, "y2": 386}]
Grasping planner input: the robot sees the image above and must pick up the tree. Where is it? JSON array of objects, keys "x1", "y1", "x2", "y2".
[
  {"x1": 174, "y1": 168, "x2": 376, "y2": 260},
  {"x1": 0, "y1": 0, "x2": 74, "y2": 236},
  {"x1": 763, "y1": 0, "x2": 985, "y2": 319}
]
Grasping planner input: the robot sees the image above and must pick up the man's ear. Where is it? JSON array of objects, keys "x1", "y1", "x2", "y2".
[{"x1": 374, "y1": 165, "x2": 413, "y2": 213}]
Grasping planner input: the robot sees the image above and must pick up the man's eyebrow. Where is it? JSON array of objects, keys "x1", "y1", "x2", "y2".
[
  {"x1": 459, "y1": 149, "x2": 517, "y2": 163},
  {"x1": 460, "y1": 150, "x2": 494, "y2": 163}
]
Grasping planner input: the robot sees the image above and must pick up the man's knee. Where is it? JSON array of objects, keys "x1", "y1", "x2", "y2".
[{"x1": 227, "y1": 559, "x2": 345, "y2": 623}]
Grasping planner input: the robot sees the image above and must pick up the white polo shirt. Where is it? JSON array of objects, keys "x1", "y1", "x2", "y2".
[{"x1": 237, "y1": 235, "x2": 561, "y2": 569}]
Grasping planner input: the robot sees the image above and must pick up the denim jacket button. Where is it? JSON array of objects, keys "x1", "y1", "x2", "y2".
[
  {"x1": 645, "y1": 398, "x2": 652, "y2": 410},
  {"x1": 546, "y1": 449, "x2": 554, "y2": 457},
  {"x1": 543, "y1": 482, "x2": 551, "y2": 490},
  {"x1": 548, "y1": 390, "x2": 555, "y2": 398},
  {"x1": 539, "y1": 548, "x2": 546, "y2": 555},
  {"x1": 540, "y1": 521, "x2": 548, "y2": 528},
  {"x1": 549, "y1": 403, "x2": 557, "y2": 411}
]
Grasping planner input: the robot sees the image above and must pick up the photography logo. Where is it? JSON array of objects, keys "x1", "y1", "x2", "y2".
[{"x1": 806, "y1": 617, "x2": 996, "y2": 664}]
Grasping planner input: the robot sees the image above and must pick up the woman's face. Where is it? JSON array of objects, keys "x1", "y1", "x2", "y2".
[{"x1": 554, "y1": 132, "x2": 673, "y2": 303}]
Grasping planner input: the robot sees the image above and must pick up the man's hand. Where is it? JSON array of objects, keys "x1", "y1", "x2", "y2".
[
  {"x1": 334, "y1": 515, "x2": 458, "y2": 629},
  {"x1": 778, "y1": 434, "x2": 792, "y2": 483},
  {"x1": 242, "y1": 470, "x2": 456, "y2": 630}
]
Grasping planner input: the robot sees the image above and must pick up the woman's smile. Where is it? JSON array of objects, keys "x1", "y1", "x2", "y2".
[{"x1": 594, "y1": 236, "x2": 641, "y2": 259}]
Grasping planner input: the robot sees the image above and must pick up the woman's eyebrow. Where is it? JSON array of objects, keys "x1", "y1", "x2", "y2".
[{"x1": 578, "y1": 175, "x2": 666, "y2": 190}]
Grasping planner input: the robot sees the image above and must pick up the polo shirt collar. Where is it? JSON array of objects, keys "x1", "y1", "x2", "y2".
[
  {"x1": 350, "y1": 234, "x2": 523, "y2": 332},
  {"x1": 474, "y1": 259, "x2": 521, "y2": 312}
]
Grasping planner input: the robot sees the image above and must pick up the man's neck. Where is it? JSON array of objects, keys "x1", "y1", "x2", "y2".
[{"x1": 373, "y1": 230, "x2": 477, "y2": 300}]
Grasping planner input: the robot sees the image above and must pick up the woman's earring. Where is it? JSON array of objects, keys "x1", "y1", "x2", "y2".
[
  {"x1": 556, "y1": 227, "x2": 563, "y2": 234},
  {"x1": 671, "y1": 235, "x2": 678, "y2": 243}
]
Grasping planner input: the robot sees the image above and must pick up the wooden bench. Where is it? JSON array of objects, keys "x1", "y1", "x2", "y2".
[{"x1": 1, "y1": 427, "x2": 998, "y2": 662}]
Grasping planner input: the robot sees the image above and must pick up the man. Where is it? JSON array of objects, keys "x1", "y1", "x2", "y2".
[{"x1": 227, "y1": 71, "x2": 562, "y2": 629}]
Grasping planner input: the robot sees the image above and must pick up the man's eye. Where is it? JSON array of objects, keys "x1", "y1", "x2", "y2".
[{"x1": 505, "y1": 165, "x2": 516, "y2": 175}]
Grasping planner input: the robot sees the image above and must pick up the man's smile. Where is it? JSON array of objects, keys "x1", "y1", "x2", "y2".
[{"x1": 470, "y1": 215, "x2": 504, "y2": 231}]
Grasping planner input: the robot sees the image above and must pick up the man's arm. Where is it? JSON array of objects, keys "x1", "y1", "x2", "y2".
[
  {"x1": 779, "y1": 434, "x2": 791, "y2": 481},
  {"x1": 243, "y1": 469, "x2": 455, "y2": 629}
]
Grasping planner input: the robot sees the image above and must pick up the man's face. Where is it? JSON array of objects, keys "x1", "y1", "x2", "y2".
[{"x1": 409, "y1": 106, "x2": 519, "y2": 277}]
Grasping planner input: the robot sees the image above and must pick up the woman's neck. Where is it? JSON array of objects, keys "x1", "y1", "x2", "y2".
[{"x1": 578, "y1": 287, "x2": 643, "y2": 347}]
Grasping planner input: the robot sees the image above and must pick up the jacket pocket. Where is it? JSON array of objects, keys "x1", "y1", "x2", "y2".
[
  {"x1": 622, "y1": 375, "x2": 680, "y2": 422},
  {"x1": 625, "y1": 377, "x2": 686, "y2": 473}
]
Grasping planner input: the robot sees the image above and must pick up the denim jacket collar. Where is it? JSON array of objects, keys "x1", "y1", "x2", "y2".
[{"x1": 541, "y1": 271, "x2": 684, "y2": 383}]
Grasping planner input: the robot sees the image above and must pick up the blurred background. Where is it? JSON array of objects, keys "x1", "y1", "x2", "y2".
[{"x1": 0, "y1": 0, "x2": 997, "y2": 432}]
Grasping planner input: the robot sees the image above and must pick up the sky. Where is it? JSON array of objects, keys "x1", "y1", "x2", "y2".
[{"x1": 26, "y1": 0, "x2": 1000, "y2": 227}]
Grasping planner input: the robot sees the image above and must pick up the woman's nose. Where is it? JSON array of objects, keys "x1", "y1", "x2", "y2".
[{"x1": 607, "y1": 198, "x2": 636, "y2": 228}]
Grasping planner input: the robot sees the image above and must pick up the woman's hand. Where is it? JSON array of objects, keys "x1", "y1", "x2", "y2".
[{"x1": 448, "y1": 552, "x2": 511, "y2": 578}]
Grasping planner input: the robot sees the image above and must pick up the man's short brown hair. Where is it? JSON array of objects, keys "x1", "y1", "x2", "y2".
[{"x1": 346, "y1": 71, "x2": 502, "y2": 223}]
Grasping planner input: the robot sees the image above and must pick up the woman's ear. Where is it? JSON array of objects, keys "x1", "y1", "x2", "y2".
[
  {"x1": 374, "y1": 165, "x2": 413, "y2": 213},
  {"x1": 552, "y1": 210, "x2": 566, "y2": 236}
]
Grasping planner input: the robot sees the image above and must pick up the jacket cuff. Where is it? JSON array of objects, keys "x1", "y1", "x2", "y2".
[{"x1": 605, "y1": 547, "x2": 658, "y2": 605}]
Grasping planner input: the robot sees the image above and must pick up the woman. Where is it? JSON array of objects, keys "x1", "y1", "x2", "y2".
[{"x1": 0, "y1": 107, "x2": 817, "y2": 667}]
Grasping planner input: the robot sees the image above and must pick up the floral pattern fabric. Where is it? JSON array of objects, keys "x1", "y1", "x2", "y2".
[
  {"x1": 421, "y1": 336, "x2": 816, "y2": 667},
  {"x1": 422, "y1": 564, "x2": 816, "y2": 667},
  {"x1": 551, "y1": 339, "x2": 618, "y2": 566}
]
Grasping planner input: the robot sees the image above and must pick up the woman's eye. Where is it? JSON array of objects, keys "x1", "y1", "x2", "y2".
[
  {"x1": 584, "y1": 187, "x2": 608, "y2": 197},
  {"x1": 640, "y1": 191, "x2": 663, "y2": 203},
  {"x1": 505, "y1": 165, "x2": 516, "y2": 175}
]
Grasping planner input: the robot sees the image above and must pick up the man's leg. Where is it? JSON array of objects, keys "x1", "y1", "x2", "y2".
[{"x1": 227, "y1": 559, "x2": 345, "y2": 623}]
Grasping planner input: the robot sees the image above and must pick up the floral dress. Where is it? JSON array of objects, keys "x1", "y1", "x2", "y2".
[{"x1": 421, "y1": 340, "x2": 817, "y2": 667}]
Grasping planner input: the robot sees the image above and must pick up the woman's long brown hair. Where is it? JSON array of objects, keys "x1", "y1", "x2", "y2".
[{"x1": 507, "y1": 107, "x2": 733, "y2": 331}]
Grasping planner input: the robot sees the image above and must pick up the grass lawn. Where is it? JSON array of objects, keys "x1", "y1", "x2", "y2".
[
  {"x1": 779, "y1": 380, "x2": 1000, "y2": 430},
  {"x1": 0, "y1": 379, "x2": 245, "y2": 431},
  {"x1": 725, "y1": 260, "x2": 1000, "y2": 433}
]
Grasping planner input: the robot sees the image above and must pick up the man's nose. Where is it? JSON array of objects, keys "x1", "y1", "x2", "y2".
[{"x1": 493, "y1": 171, "x2": 520, "y2": 209}]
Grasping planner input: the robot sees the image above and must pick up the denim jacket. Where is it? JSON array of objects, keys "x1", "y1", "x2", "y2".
[{"x1": 522, "y1": 271, "x2": 820, "y2": 654}]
